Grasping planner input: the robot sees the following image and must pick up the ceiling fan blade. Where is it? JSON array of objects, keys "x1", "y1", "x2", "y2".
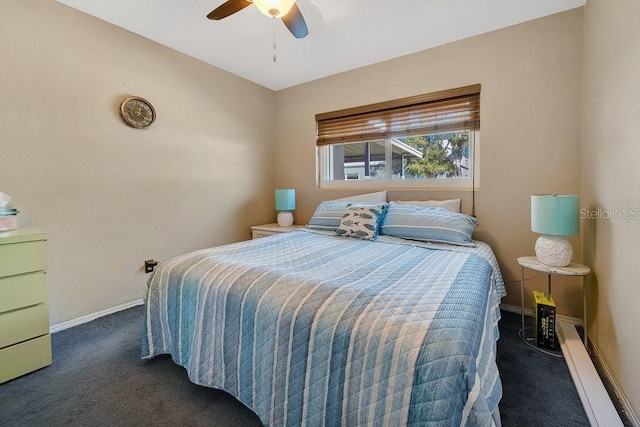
[
  {"x1": 281, "y1": 3, "x2": 309, "y2": 39},
  {"x1": 207, "y1": 0, "x2": 251, "y2": 20}
]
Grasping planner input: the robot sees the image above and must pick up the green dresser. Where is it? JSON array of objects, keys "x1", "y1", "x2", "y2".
[{"x1": 0, "y1": 228, "x2": 51, "y2": 383}]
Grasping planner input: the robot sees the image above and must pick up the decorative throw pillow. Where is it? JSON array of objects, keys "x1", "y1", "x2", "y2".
[
  {"x1": 380, "y1": 202, "x2": 477, "y2": 246},
  {"x1": 335, "y1": 203, "x2": 388, "y2": 240}
]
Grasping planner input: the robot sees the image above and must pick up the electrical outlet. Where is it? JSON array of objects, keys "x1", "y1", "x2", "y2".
[{"x1": 144, "y1": 259, "x2": 158, "y2": 273}]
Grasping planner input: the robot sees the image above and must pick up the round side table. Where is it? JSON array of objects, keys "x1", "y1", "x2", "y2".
[{"x1": 517, "y1": 256, "x2": 591, "y2": 349}]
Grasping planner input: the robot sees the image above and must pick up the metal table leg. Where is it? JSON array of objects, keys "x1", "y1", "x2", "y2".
[
  {"x1": 521, "y1": 266, "x2": 525, "y2": 340},
  {"x1": 583, "y1": 275, "x2": 588, "y2": 349}
]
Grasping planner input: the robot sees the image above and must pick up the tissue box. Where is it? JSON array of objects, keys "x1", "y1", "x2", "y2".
[{"x1": 0, "y1": 206, "x2": 18, "y2": 231}]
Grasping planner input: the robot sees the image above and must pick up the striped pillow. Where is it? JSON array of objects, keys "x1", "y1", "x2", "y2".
[
  {"x1": 380, "y1": 202, "x2": 477, "y2": 246},
  {"x1": 307, "y1": 201, "x2": 350, "y2": 231},
  {"x1": 392, "y1": 198, "x2": 461, "y2": 213},
  {"x1": 307, "y1": 201, "x2": 389, "y2": 232}
]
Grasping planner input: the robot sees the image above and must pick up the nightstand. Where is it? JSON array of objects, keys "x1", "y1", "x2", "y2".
[
  {"x1": 518, "y1": 256, "x2": 591, "y2": 348},
  {"x1": 251, "y1": 223, "x2": 305, "y2": 239}
]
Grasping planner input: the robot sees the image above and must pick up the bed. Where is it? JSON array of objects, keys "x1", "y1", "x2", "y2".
[{"x1": 142, "y1": 222, "x2": 505, "y2": 426}]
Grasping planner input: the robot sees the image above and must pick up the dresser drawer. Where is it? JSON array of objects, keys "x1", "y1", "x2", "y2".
[
  {"x1": 0, "y1": 240, "x2": 47, "y2": 278},
  {"x1": 0, "y1": 303, "x2": 49, "y2": 349},
  {"x1": 0, "y1": 334, "x2": 52, "y2": 383},
  {"x1": 0, "y1": 272, "x2": 47, "y2": 314}
]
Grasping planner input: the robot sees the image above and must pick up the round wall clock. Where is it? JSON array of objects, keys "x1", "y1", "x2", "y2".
[{"x1": 119, "y1": 96, "x2": 156, "y2": 128}]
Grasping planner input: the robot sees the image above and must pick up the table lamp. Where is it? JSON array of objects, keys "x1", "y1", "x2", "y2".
[
  {"x1": 531, "y1": 194, "x2": 579, "y2": 267},
  {"x1": 275, "y1": 189, "x2": 295, "y2": 227}
]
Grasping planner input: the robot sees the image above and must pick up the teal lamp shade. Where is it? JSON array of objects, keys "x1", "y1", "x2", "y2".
[
  {"x1": 275, "y1": 189, "x2": 296, "y2": 211},
  {"x1": 531, "y1": 194, "x2": 579, "y2": 236},
  {"x1": 531, "y1": 194, "x2": 579, "y2": 267},
  {"x1": 275, "y1": 189, "x2": 295, "y2": 227}
]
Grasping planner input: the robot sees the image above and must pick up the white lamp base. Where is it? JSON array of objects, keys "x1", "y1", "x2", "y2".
[
  {"x1": 535, "y1": 234, "x2": 573, "y2": 267},
  {"x1": 277, "y1": 211, "x2": 294, "y2": 227}
]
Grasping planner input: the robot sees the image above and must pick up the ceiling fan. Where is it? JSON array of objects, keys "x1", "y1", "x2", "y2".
[{"x1": 207, "y1": 0, "x2": 309, "y2": 39}]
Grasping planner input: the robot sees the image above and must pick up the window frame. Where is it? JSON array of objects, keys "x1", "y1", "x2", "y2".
[
  {"x1": 315, "y1": 85, "x2": 481, "y2": 190},
  {"x1": 317, "y1": 131, "x2": 479, "y2": 190}
]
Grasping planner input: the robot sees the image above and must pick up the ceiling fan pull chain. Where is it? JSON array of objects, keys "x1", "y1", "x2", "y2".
[{"x1": 272, "y1": 16, "x2": 277, "y2": 62}]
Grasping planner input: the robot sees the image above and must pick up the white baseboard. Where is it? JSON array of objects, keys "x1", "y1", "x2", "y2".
[
  {"x1": 49, "y1": 299, "x2": 144, "y2": 333},
  {"x1": 499, "y1": 303, "x2": 584, "y2": 326},
  {"x1": 587, "y1": 330, "x2": 640, "y2": 426},
  {"x1": 557, "y1": 320, "x2": 623, "y2": 426}
]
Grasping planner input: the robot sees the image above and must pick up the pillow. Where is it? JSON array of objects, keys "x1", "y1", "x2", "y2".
[
  {"x1": 307, "y1": 201, "x2": 350, "y2": 231},
  {"x1": 307, "y1": 201, "x2": 387, "y2": 231},
  {"x1": 335, "y1": 203, "x2": 388, "y2": 240},
  {"x1": 380, "y1": 202, "x2": 477, "y2": 246},
  {"x1": 329, "y1": 191, "x2": 387, "y2": 203},
  {"x1": 393, "y1": 199, "x2": 461, "y2": 213}
]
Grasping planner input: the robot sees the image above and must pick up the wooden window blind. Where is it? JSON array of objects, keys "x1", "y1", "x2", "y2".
[{"x1": 316, "y1": 84, "x2": 480, "y2": 146}]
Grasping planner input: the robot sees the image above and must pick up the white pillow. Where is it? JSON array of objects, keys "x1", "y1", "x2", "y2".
[
  {"x1": 393, "y1": 199, "x2": 461, "y2": 213},
  {"x1": 330, "y1": 191, "x2": 387, "y2": 203}
]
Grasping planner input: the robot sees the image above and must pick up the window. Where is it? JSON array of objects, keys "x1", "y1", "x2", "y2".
[{"x1": 316, "y1": 85, "x2": 480, "y2": 189}]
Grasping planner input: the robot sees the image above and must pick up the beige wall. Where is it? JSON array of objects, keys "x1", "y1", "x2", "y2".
[
  {"x1": 582, "y1": 0, "x2": 640, "y2": 417},
  {"x1": 275, "y1": 9, "x2": 584, "y2": 316},
  {"x1": 0, "y1": 1, "x2": 276, "y2": 324}
]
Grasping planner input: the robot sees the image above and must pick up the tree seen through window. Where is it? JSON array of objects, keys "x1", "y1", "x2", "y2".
[{"x1": 394, "y1": 131, "x2": 470, "y2": 179}]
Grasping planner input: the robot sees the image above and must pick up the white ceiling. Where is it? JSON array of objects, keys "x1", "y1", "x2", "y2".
[{"x1": 57, "y1": 0, "x2": 585, "y2": 91}]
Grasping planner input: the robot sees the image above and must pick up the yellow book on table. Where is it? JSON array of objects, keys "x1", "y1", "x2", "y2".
[{"x1": 533, "y1": 290, "x2": 556, "y2": 350}]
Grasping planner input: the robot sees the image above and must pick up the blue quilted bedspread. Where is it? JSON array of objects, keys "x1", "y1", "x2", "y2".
[{"x1": 142, "y1": 230, "x2": 505, "y2": 426}]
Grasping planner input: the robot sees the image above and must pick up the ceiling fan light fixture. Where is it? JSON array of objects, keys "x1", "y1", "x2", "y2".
[{"x1": 252, "y1": 0, "x2": 295, "y2": 17}]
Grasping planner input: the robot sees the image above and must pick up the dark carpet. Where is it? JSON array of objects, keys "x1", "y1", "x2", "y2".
[
  {"x1": 0, "y1": 307, "x2": 593, "y2": 426},
  {"x1": 496, "y1": 311, "x2": 588, "y2": 426}
]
